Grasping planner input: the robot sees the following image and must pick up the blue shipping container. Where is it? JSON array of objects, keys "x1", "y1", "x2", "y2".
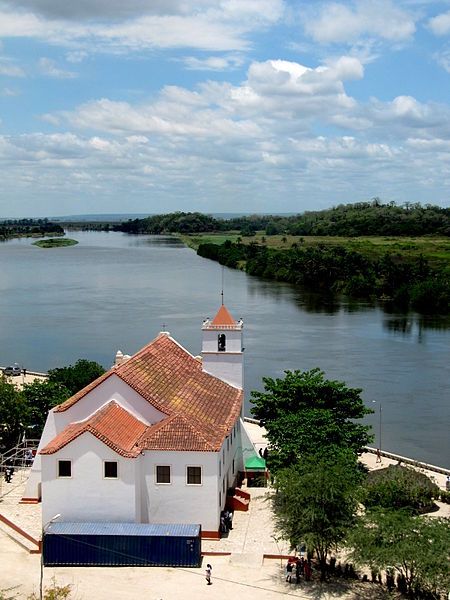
[{"x1": 43, "y1": 522, "x2": 201, "y2": 567}]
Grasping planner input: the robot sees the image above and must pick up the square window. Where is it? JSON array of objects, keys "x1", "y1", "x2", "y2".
[
  {"x1": 156, "y1": 465, "x2": 171, "y2": 484},
  {"x1": 58, "y1": 460, "x2": 71, "y2": 478},
  {"x1": 104, "y1": 461, "x2": 118, "y2": 479},
  {"x1": 186, "y1": 466, "x2": 202, "y2": 485}
]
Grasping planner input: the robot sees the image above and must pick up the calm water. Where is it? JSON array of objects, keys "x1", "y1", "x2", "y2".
[{"x1": 1, "y1": 232, "x2": 449, "y2": 467}]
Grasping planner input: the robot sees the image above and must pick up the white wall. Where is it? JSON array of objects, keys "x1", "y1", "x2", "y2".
[
  {"x1": 239, "y1": 419, "x2": 259, "y2": 469},
  {"x1": 24, "y1": 374, "x2": 166, "y2": 499},
  {"x1": 41, "y1": 433, "x2": 139, "y2": 526},
  {"x1": 142, "y1": 450, "x2": 219, "y2": 532},
  {"x1": 202, "y1": 329, "x2": 242, "y2": 353},
  {"x1": 216, "y1": 416, "x2": 242, "y2": 512},
  {"x1": 201, "y1": 353, "x2": 243, "y2": 389}
]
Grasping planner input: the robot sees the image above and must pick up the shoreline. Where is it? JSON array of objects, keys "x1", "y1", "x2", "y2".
[{"x1": 242, "y1": 418, "x2": 450, "y2": 487}]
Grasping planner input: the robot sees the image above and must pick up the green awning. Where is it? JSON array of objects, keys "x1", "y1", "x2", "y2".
[{"x1": 245, "y1": 455, "x2": 266, "y2": 470}]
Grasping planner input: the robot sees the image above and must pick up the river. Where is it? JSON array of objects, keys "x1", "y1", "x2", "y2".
[{"x1": 1, "y1": 231, "x2": 449, "y2": 467}]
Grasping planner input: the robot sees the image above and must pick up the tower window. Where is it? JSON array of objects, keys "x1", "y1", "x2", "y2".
[{"x1": 218, "y1": 334, "x2": 226, "y2": 352}]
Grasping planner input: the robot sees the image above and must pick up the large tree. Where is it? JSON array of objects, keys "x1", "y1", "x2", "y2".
[
  {"x1": 0, "y1": 379, "x2": 28, "y2": 450},
  {"x1": 22, "y1": 380, "x2": 70, "y2": 437},
  {"x1": 48, "y1": 359, "x2": 105, "y2": 396},
  {"x1": 251, "y1": 368, "x2": 372, "y2": 470},
  {"x1": 274, "y1": 448, "x2": 363, "y2": 580},
  {"x1": 350, "y1": 509, "x2": 450, "y2": 598}
]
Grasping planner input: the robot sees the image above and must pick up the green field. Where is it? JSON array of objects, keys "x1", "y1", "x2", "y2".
[
  {"x1": 33, "y1": 238, "x2": 79, "y2": 248},
  {"x1": 181, "y1": 233, "x2": 450, "y2": 271}
]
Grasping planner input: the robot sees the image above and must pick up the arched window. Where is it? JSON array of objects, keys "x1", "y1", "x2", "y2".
[{"x1": 218, "y1": 333, "x2": 226, "y2": 352}]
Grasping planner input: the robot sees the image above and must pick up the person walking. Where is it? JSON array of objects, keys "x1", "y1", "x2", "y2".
[{"x1": 205, "y1": 563, "x2": 212, "y2": 585}]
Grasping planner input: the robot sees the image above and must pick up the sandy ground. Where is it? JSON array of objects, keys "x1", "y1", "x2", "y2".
[{"x1": 0, "y1": 422, "x2": 447, "y2": 599}]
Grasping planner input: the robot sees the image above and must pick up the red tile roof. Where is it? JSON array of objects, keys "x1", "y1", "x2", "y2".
[
  {"x1": 211, "y1": 304, "x2": 236, "y2": 326},
  {"x1": 40, "y1": 401, "x2": 147, "y2": 458},
  {"x1": 51, "y1": 333, "x2": 243, "y2": 453},
  {"x1": 139, "y1": 413, "x2": 217, "y2": 452}
]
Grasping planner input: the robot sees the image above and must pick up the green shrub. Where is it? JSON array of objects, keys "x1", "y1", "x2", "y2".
[{"x1": 363, "y1": 465, "x2": 439, "y2": 513}]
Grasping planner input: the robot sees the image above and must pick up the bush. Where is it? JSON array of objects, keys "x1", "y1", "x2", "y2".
[
  {"x1": 363, "y1": 465, "x2": 439, "y2": 513},
  {"x1": 440, "y1": 490, "x2": 450, "y2": 504}
]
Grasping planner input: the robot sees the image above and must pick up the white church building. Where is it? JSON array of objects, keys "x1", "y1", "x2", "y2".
[{"x1": 23, "y1": 305, "x2": 257, "y2": 538}]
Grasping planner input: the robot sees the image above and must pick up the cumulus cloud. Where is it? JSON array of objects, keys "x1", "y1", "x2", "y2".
[
  {"x1": 302, "y1": 0, "x2": 416, "y2": 44},
  {"x1": 428, "y1": 11, "x2": 450, "y2": 36},
  {"x1": 38, "y1": 58, "x2": 77, "y2": 78}
]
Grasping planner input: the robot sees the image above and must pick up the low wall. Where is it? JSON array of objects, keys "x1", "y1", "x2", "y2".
[
  {"x1": 243, "y1": 418, "x2": 450, "y2": 477},
  {"x1": 364, "y1": 447, "x2": 450, "y2": 476}
]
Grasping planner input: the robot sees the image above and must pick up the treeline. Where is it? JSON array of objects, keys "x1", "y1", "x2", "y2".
[
  {"x1": 115, "y1": 201, "x2": 450, "y2": 237},
  {"x1": 0, "y1": 218, "x2": 64, "y2": 240},
  {"x1": 197, "y1": 240, "x2": 450, "y2": 314}
]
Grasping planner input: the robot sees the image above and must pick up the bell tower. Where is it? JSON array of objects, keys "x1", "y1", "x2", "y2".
[{"x1": 201, "y1": 305, "x2": 244, "y2": 390}]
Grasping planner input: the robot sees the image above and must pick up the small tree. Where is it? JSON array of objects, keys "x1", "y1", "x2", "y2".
[
  {"x1": 48, "y1": 359, "x2": 105, "y2": 396},
  {"x1": 350, "y1": 510, "x2": 450, "y2": 598},
  {"x1": 251, "y1": 368, "x2": 373, "y2": 470},
  {"x1": 274, "y1": 448, "x2": 363, "y2": 580}
]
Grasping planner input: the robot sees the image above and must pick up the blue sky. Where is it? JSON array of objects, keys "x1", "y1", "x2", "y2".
[{"x1": 1, "y1": 0, "x2": 450, "y2": 217}]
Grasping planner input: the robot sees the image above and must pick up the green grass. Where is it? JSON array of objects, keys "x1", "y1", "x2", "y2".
[
  {"x1": 181, "y1": 232, "x2": 450, "y2": 270},
  {"x1": 33, "y1": 238, "x2": 78, "y2": 248}
]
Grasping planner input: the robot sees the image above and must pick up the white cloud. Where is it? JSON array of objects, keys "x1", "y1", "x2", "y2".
[
  {"x1": 182, "y1": 54, "x2": 245, "y2": 71},
  {"x1": 302, "y1": 0, "x2": 416, "y2": 44},
  {"x1": 0, "y1": 58, "x2": 25, "y2": 77},
  {"x1": 38, "y1": 58, "x2": 77, "y2": 79},
  {"x1": 65, "y1": 50, "x2": 88, "y2": 63},
  {"x1": 428, "y1": 10, "x2": 450, "y2": 36},
  {"x1": 0, "y1": 86, "x2": 20, "y2": 96},
  {"x1": 0, "y1": 1, "x2": 285, "y2": 53}
]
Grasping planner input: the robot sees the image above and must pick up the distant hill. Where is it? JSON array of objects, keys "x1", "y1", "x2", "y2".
[
  {"x1": 50, "y1": 214, "x2": 152, "y2": 222},
  {"x1": 51, "y1": 212, "x2": 293, "y2": 222}
]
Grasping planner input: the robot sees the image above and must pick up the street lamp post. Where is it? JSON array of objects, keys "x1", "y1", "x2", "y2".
[
  {"x1": 379, "y1": 403, "x2": 382, "y2": 455},
  {"x1": 372, "y1": 401, "x2": 382, "y2": 462},
  {"x1": 40, "y1": 514, "x2": 61, "y2": 600}
]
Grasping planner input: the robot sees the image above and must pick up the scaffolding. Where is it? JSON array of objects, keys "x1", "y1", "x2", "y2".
[{"x1": 0, "y1": 438, "x2": 39, "y2": 501}]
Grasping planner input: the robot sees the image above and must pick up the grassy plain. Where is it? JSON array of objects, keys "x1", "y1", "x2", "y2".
[{"x1": 181, "y1": 233, "x2": 450, "y2": 271}]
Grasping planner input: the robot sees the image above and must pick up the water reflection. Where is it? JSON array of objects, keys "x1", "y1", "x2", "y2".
[{"x1": 384, "y1": 315, "x2": 450, "y2": 340}]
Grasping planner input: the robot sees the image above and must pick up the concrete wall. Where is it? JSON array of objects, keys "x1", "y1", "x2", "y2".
[
  {"x1": 41, "y1": 433, "x2": 138, "y2": 526},
  {"x1": 142, "y1": 450, "x2": 219, "y2": 532},
  {"x1": 201, "y1": 352, "x2": 243, "y2": 389},
  {"x1": 202, "y1": 329, "x2": 242, "y2": 353},
  {"x1": 201, "y1": 327, "x2": 243, "y2": 388}
]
